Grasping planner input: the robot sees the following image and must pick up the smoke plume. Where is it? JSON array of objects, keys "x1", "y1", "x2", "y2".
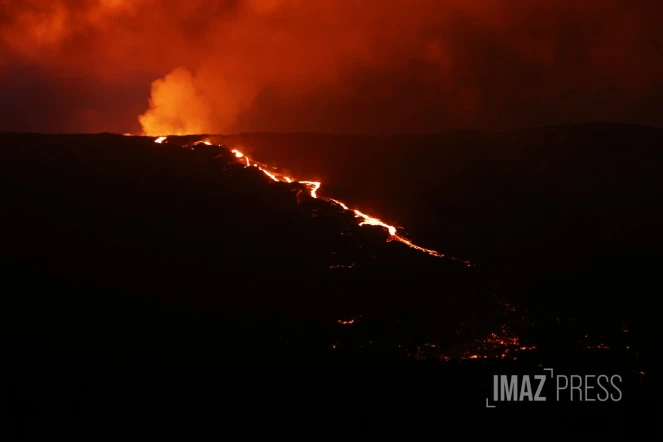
[{"x1": 1, "y1": 0, "x2": 662, "y2": 134}]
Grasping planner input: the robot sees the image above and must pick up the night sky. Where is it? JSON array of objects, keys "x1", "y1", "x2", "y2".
[{"x1": 1, "y1": 0, "x2": 662, "y2": 135}]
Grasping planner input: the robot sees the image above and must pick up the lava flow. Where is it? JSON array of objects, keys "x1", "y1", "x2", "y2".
[{"x1": 157, "y1": 137, "x2": 469, "y2": 265}]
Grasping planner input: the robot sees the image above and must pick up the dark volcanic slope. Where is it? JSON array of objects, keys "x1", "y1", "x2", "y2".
[
  {"x1": 1, "y1": 131, "x2": 658, "y2": 436},
  {"x1": 1, "y1": 131, "x2": 658, "y2": 360},
  {"x1": 211, "y1": 124, "x2": 663, "y2": 328},
  {"x1": 1, "y1": 133, "x2": 511, "y2": 360}
]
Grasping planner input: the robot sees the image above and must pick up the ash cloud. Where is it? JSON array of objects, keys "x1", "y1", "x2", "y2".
[{"x1": 1, "y1": 0, "x2": 662, "y2": 134}]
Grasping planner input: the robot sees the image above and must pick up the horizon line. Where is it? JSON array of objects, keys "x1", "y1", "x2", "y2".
[{"x1": 2, "y1": 121, "x2": 661, "y2": 137}]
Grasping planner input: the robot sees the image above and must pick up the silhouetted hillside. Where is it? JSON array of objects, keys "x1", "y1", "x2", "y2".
[
  {"x1": 0, "y1": 132, "x2": 502, "y2": 359},
  {"x1": 1, "y1": 128, "x2": 659, "y2": 436},
  {"x1": 209, "y1": 123, "x2": 663, "y2": 325}
]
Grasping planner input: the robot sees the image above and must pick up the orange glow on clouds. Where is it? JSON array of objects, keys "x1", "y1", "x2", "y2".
[{"x1": 1, "y1": 1, "x2": 662, "y2": 134}]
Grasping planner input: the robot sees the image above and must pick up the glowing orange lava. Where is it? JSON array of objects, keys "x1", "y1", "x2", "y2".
[
  {"x1": 260, "y1": 167, "x2": 280, "y2": 182},
  {"x1": 299, "y1": 181, "x2": 321, "y2": 199},
  {"x1": 160, "y1": 137, "x2": 470, "y2": 264}
]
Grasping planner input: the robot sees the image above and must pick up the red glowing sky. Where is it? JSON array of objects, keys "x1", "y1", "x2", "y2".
[{"x1": 1, "y1": 0, "x2": 662, "y2": 134}]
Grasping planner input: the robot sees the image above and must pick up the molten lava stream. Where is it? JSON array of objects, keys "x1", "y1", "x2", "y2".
[{"x1": 159, "y1": 138, "x2": 469, "y2": 265}]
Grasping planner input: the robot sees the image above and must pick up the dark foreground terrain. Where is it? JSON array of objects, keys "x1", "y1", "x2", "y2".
[{"x1": 1, "y1": 127, "x2": 660, "y2": 437}]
